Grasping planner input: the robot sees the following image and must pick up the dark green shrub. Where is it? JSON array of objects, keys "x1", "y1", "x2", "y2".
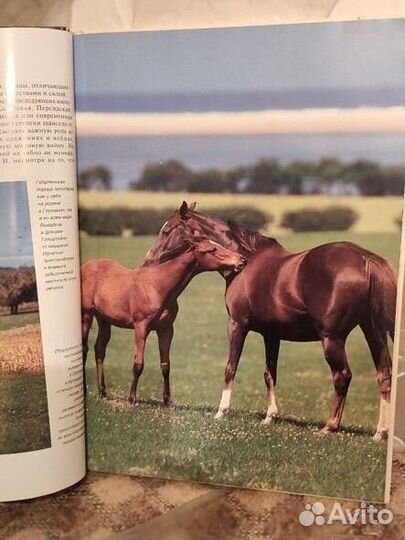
[
  {"x1": 281, "y1": 206, "x2": 358, "y2": 232},
  {"x1": 78, "y1": 206, "x2": 271, "y2": 235},
  {"x1": 206, "y1": 206, "x2": 271, "y2": 231},
  {"x1": 79, "y1": 209, "x2": 122, "y2": 235},
  {"x1": 120, "y1": 209, "x2": 173, "y2": 235}
]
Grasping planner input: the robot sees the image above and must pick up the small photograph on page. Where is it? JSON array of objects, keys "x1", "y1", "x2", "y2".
[{"x1": 0, "y1": 181, "x2": 51, "y2": 454}]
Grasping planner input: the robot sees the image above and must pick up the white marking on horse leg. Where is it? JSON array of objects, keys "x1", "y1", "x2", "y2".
[
  {"x1": 214, "y1": 388, "x2": 232, "y2": 419},
  {"x1": 373, "y1": 395, "x2": 390, "y2": 441},
  {"x1": 261, "y1": 391, "x2": 279, "y2": 426}
]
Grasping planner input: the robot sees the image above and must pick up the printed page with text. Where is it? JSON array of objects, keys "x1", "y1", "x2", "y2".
[{"x1": 0, "y1": 27, "x2": 85, "y2": 501}]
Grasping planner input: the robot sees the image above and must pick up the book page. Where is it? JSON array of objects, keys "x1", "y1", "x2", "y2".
[
  {"x1": 75, "y1": 20, "x2": 404, "y2": 503},
  {"x1": 392, "y1": 198, "x2": 405, "y2": 454},
  {"x1": 0, "y1": 27, "x2": 85, "y2": 501}
]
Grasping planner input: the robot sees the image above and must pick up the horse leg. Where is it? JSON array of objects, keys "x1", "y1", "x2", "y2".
[
  {"x1": 81, "y1": 310, "x2": 93, "y2": 395},
  {"x1": 214, "y1": 319, "x2": 248, "y2": 419},
  {"x1": 128, "y1": 322, "x2": 149, "y2": 406},
  {"x1": 157, "y1": 324, "x2": 174, "y2": 406},
  {"x1": 94, "y1": 318, "x2": 111, "y2": 399},
  {"x1": 320, "y1": 336, "x2": 352, "y2": 435},
  {"x1": 360, "y1": 320, "x2": 392, "y2": 441},
  {"x1": 262, "y1": 336, "x2": 280, "y2": 426}
]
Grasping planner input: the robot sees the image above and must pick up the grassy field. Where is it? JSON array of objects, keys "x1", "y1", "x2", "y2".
[
  {"x1": 0, "y1": 311, "x2": 39, "y2": 332},
  {"x1": 79, "y1": 191, "x2": 403, "y2": 236},
  {"x1": 0, "y1": 312, "x2": 51, "y2": 454},
  {"x1": 82, "y1": 229, "x2": 400, "y2": 501},
  {"x1": 0, "y1": 374, "x2": 51, "y2": 454}
]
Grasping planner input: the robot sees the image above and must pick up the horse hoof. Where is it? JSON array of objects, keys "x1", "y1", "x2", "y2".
[
  {"x1": 214, "y1": 410, "x2": 227, "y2": 420},
  {"x1": 373, "y1": 430, "x2": 388, "y2": 442},
  {"x1": 261, "y1": 415, "x2": 277, "y2": 426},
  {"x1": 127, "y1": 396, "x2": 139, "y2": 407},
  {"x1": 99, "y1": 393, "x2": 107, "y2": 400},
  {"x1": 163, "y1": 398, "x2": 173, "y2": 407},
  {"x1": 317, "y1": 427, "x2": 334, "y2": 437}
]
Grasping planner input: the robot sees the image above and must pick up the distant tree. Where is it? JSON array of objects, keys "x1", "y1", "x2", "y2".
[
  {"x1": 78, "y1": 165, "x2": 112, "y2": 190},
  {"x1": 132, "y1": 160, "x2": 193, "y2": 192},
  {"x1": 285, "y1": 161, "x2": 316, "y2": 179},
  {"x1": 343, "y1": 160, "x2": 385, "y2": 196},
  {"x1": 245, "y1": 159, "x2": 286, "y2": 193},
  {"x1": 123, "y1": 157, "x2": 404, "y2": 196},
  {"x1": 189, "y1": 169, "x2": 227, "y2": 193},
  {"x1": 316, "y1": 158, "x2": 345, "y2": 183},
  {"x1": 225, "y1": 166, "x2": 250, "y2": 193},
  {"x1": 0, "y1": 267, "x2": 37, "y2": 314},
  {"x1": 383, "y1": 166, "x2": 405, "y2": 196},
  {"x1": 0, "y1": 283, "x2": 7, "y2": 308}
]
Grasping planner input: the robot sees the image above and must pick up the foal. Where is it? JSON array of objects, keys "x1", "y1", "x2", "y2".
[{"x1": 81, "y1": 237, "x2": 245, "y2": 405}]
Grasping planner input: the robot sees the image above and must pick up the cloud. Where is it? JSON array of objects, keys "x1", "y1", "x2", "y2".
[{"x1": 76, "y1": 107, "x2": 405, "y2": 137}]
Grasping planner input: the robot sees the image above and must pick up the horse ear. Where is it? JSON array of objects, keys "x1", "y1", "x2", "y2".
[
  {"x1": 189, "y1": 201, "x2": 197, "y2": 211},
  {"x1": 179, "y1": 201, "x2": 188, "y2": 218}
]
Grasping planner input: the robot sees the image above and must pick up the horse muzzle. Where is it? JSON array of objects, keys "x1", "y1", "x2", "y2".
[{"x1": 234, "y1": 256, "x2": 247, "y2": 273}]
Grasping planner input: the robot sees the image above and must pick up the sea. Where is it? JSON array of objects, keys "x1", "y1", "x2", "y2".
[{"x1": 75, "y1": 89, "x2": 405, "y2": 191}]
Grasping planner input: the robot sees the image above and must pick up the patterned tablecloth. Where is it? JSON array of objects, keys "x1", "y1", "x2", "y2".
[{"x1": 1, "y1": 450, "x2": 404, "y2": 540}]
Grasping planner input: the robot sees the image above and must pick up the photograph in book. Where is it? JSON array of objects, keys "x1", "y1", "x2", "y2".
[
  {"x1": 0, "y1": 181, "x2": 51, "y2": 454},
  {"x1": 74, "y1": 19, "x2": 405, "y2": 501}
]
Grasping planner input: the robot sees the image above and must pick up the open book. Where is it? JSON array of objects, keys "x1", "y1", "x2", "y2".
[{"x1": 0, "y1": 22, "x2": 404, "y2": 503}]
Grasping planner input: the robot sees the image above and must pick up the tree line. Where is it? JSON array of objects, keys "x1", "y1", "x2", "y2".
[
  {"x1": 78, "y1": 158, "x2": 405, "y2": 196},
  {"x1": 0, "y1": 267, "x2": 38, "y2": 315}
]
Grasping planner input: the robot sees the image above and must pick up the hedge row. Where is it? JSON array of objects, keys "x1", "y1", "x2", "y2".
[
  {"x1": 281, "y1": 206, "x2": 359, "y2": 232},
  {"x1": 79, "y1": 205, "x2": 359, "y2": 236},
  {"x1": 79, "y1": 206, "x2": 272, "y2": 236}
]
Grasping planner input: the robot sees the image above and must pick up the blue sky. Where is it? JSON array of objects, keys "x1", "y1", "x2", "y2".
[
  {"x1": 74, "y1": 19, "x2": 405, "y2": 97},
  {"x1": 0, "y1": 182, "x2": 34, "y2": 268}
]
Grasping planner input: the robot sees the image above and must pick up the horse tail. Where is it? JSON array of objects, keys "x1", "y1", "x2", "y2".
[{"x1": 365, "y1": 255, "x2": 397, "y2": 342}]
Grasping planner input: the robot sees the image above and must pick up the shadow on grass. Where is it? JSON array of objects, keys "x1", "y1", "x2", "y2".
[{"x1": 95, "y1": 393, "x2": 374, "y2": 438}]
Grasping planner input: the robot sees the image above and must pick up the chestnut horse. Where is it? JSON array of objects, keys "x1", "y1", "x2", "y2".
[
  {"x1": 144, "y1": 202, "x2": 397, "y2": 440},
  {"x1": 81, "y1": 236, "x2": 245, "y2": 405}
]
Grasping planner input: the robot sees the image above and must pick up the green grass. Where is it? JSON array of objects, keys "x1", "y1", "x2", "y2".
[
  {"x1": 0, "y1": 374, "x2": 51, "y2": 454},
  {"x1": 82, "y1": 231, "x2": 400, "y2": 501},
  {"x1": 0, "y1": 311, "x2": 39, "y2": 331}
]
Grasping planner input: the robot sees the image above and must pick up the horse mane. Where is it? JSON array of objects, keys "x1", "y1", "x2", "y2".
[
  {"x1": 225, "y1": 219, "x2": 278, "y2": 254},
  {"x1": 142, "y1": 240, "x2": 193, "y2": 267},
  {"x1": 184, "y1": 204, "x2": 277, "y2": 255}
]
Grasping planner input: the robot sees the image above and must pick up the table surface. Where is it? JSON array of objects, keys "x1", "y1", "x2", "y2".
[{"x1": 1, "y1": 451, "x2": 404, "y2": 540}]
